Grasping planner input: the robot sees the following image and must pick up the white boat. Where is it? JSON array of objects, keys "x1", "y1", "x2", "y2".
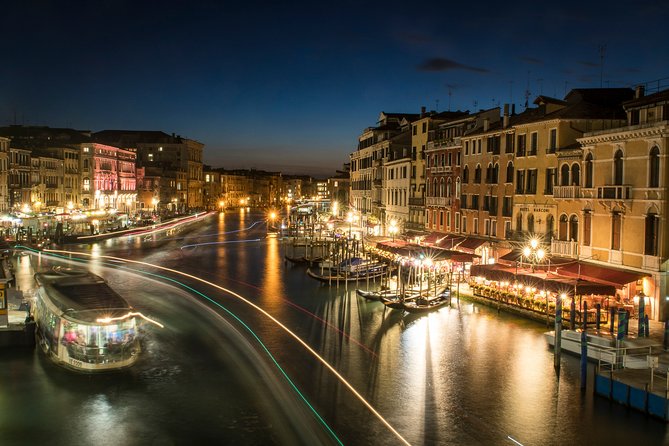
[{"x1": 544, "y1": 329, "x2": 619, "y2": 364}]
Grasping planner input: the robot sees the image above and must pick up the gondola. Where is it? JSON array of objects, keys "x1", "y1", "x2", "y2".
[
  {"x1": 306, "y1": 266, "x2": 386, "y2": 283},
  {"x1": 356, "y1": 288, "x2": 401, "y2": 301},
  {"x1": 402, "y1": 291, "x2": 452, "y2": 313}
]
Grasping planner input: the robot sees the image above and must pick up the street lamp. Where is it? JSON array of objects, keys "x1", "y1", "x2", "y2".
[
  {"x1": 389, "y1": 220, "x2": 398, "y2": 242},
  {"x1": 522, "y1": 238, "x2": 545, "y2": 270},
  {"x1": 266, "y1": 211, "x2": 277, "y2": 235},
  {"x1": 331, "y1": 201, "x2": 338, "y2": 218},
  {"x1": 522, "y1": 238, "x2": 551, "y2": 325},
  {"x1": 151, "y1": 197, "x2": 158, "y2": 215}
]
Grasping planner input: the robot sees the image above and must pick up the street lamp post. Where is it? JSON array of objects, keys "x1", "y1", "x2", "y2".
[
  {"x1": 522, "y1": 238, "x2": 548, "y2": 324},
  {"x1": 389, "y1": 220, "x2": 398, "y2": 242},
  {"x1": 267, "y1": 211, "x2": 277, "y2": 234}
]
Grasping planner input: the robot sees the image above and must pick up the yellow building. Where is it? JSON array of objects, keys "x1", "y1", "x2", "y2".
[
  {"x1": 351, "y1": 112, "x2": 415, "y2": 234},
  {"x1": 577, "y1": 86, "x2": 669, "y2": 320}
]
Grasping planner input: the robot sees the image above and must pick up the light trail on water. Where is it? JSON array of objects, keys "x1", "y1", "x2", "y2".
[
  {"x1": 184, "y1": 267, "x2": 380, "y2": 360},
  {"x1": 36, "y1": 247, "x2": 412, "y2": 446},
  {"x1": 180, "y1": 238, "x2": 263, "y2": 249},
  {"x1": 157, "y1": 220, "x2": 266, "y2": 243},
  {"x1": 20, "y1": 246, "x2": 343, "y2": 445}
]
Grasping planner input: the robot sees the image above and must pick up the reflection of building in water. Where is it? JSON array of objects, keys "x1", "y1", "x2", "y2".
[{"x1": 34, "y1": 268, "x2": 142, "y2": 372}]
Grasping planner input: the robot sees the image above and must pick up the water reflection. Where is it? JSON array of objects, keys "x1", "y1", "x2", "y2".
[
  {"x1": 260, "y1": 235, "x2": 285, "y2": 316},
  {"x1": 8, "y1": 213, "x2": 668, "y2": 446}
]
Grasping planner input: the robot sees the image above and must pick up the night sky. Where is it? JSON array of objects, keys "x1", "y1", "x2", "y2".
[{"x1": 3, "y1": 1, "x2": 668, "y2": 176}]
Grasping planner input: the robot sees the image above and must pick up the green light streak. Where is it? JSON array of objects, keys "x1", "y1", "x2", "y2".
[{"x1": 19, "y1": 246, "x2": 343, "y2": 446}]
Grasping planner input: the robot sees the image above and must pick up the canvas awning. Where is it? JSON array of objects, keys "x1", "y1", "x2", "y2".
[
  {"x1": 556, "y1": 261, "x2": 649, "y2": 289},
  {"x1": 470, "y1": 263, "x2": 618, "y2": 296},
  {"x1": 456, "y1": 237, "x2": 488, "y2": 253}
]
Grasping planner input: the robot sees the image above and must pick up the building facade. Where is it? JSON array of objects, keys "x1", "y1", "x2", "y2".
[{"x1": 577, "y1": 86, "x2": 669, "y2": 320}]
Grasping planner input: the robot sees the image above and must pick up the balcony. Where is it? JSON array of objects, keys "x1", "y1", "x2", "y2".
[
  {"x1": 373, "y1": 179, "x2": 382, "y2": 186},
  {"x1": 553, "y1": 185, "x2": 581, "y2": 199},
  {"x1": 597, "y1": 185, "x2": 632, "y2": 200},
  {"x1": 643, "y1": 255, "x2": 661, "y2": 271},
  {"x1": 551, "y1": 240, "x2": 579, "y2": 258},
  {"x1": 426, "y1": 197, "x2": 451, "y2": 207},
  {"x1": 408, "y1": 197, "x2": 424, "y2": 207},
  {"x1": 404, "y1": 221, "x2": 425, "y2": 231}
]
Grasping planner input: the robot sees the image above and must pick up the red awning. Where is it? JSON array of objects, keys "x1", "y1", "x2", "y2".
[
  {"x1": 456, "y1": 237, "x2": 487, "y2": 253},
  {"x1": 556, "y1": 261, "x2": 649, "y2": 289},
  {"x1": 375, "y1": 241, "x2": 478, "y2": 263},
  {"x1": 471, "y1": 263, "x2": 617, "y2": 295}
]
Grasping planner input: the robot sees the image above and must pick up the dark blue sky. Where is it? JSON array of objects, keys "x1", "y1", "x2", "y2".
[{"x1": 3, "y1": 1, "x2": 668, "y2": 176}]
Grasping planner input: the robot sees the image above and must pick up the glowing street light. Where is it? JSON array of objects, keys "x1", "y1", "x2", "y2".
[
  {"x1": 151, "y1": 197, "x2": 158, "y2": 215},
  {"x1": 346, "y1": 211, "x2": 359, "y2": 239},
  {"x1": 389, "y1": 220, "x2": 398, "y2": 242}
]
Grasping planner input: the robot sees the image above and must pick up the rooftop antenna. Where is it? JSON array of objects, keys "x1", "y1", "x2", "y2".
[
  {"x1": 447, "y1": 84, "x2": 455, "y2": 111},
  {"x1": 524, "y1": 70, "x2": 531, "y2": 109},
  {"x1": 435, "y1": 99, "x2": 439, "y2": 112},
  {"x1": 598, "y1": 44, "x2": 606, "y2": 87},
  {"x1": 473, "y1": 99, "x2": 478, "y2": 111}
]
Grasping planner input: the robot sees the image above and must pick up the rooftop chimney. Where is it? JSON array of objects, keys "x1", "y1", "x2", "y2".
[
  {"x1": 421, "y1": 106, "x2": 426, "y2": 117},
  {"x1": 635, "y1": 85, "x2": 645, "y2": 99},
  {"x1": 503, "y1": 104, "x2": 510, "y2": 128},
  {"x1": 483, "y1": 118, "x2": 489, "y2": 132},
  {"x1": 512, "y1": 104, "x2": 516, "y2": 115}
]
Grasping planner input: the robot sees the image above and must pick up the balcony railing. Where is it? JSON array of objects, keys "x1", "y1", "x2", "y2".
[
  {"x1": 426, "y1": 197, "x2": 451, "y2": 207},
  {"x1": 408, "y1": 197, "x2": 425, "y2": 207},
  {"x1": 553, "y1": 185, "x2": 581, "y2": 199},
  {"x1": 597, "y1": 185, "x2": 632, "y2": 200},
  {"x1": 551, "y1": 240, "x2": 578, "y2": 258},
  {"x1": 429, "y1": 166, "x2": 454, "y2": 174},
  {"x1": 404, "y1": 221, "x2": 425, "y2": 231}
]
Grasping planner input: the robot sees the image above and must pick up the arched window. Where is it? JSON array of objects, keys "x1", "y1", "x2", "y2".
[
  {"x1": 649, "y1": 146, "x2": 660, "y2": 188},
  {"x1": 463, "y1": 165, "x2": 469, "y2": 183},
  {"x1": 493, "y1": 163, "x2": 499, "y2": 184},
  {"x1": 447, "y1": 178, "x2": 452, "y2": 197},
  {"x1": 439, "y1": 178, "x2": 445, "y2": 197},
  {"x1": 614, "y1": 149, "x2": 624, "y2": 185},
  {"x1": 516, "y1": 212, "x2": 523, "y2": 232},
  {"x1": 527, "y1": 214, "x2": 535, "y2": 234},
  {"x1": 474, "y1": 165, "x2": 482, "y2": 183},
  {"x1": 569, "y1": 215, "x2": 579, "y2": 242},
  {"x1": 486, "y1": 163, "x2": 493, "y2": 183},
  {"x1": 455, "y1": 177, "x2": 461, "y2": 197},
  {"x1": 560, "y1": 164, "x2": 570, "y2": 186},
  {"x1": 546, "y1": 214, "x2": 555, "y2": 241},
  {"x1": 571, "y1": 164, "x2": 580, "y2": 186},
  {"x1": 506, "y1": 162, "x2": 514, "y2": 183},
  {"x1": 585, "y1": 153, "x2": 594, "y2": 188},
  {"x1": 645, "y1": 212, "x2": 659, "y2": 255},
  {"x1": 559, "y1": 214, "x2": 568, "y2": 241}
]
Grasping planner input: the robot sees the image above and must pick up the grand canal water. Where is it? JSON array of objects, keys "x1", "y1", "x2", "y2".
[{"x1": 1, "y1": 211, "x2": 668, "y2": 445}]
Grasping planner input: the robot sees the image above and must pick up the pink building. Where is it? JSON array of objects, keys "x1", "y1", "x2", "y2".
[{"x1": 80, "y1": 143, "x2": 137, "y2": 212}]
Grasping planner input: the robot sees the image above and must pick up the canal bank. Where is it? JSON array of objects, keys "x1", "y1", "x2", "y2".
[
  {"x1": 3, "y1": 212, "x2": 669, "y2": 445},
  {"x1": 456, "y1": 280, "x2": 669, "y2": 422}
]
